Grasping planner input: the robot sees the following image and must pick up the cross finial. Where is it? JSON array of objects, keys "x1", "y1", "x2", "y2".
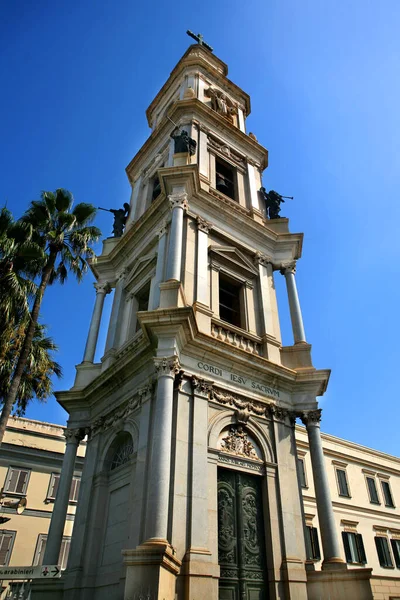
[{"x1": 186, "y1": 30, "x2": 213, "y2": 52}]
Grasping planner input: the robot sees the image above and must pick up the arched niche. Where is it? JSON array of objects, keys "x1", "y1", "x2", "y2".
[
  {"x1": 208, "y1": 410, "x2": 275, "y2": 464},
  {"x1": 99, "y1": 420, "x2": 138, "y2": 473}
]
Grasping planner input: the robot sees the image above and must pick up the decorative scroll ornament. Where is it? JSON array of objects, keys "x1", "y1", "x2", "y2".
[
  {"x1": 91, "y1": 394, "x2": 143, "y2": 437},
  {"x1": 196, "y1": 215, "x2": 212, "y2": 233},
  {"x1": 253, "y1": 251, "x2": 273, "y2": 268},
  {"x1": 301, "y1": 409, "x2": 322, "y2": 426},
  {"x1": 168, "y1": 192, "x2": 188, "y2": 211},
  {"x1": 210, "y1": 388, "x2": 268, "y2": 417},
  {"x1": 191, "y1": 376, "x2": 213, "y2": 396},
  {"x1": 220, "y1": 426, "x2": 260, "y2": 460},
  {"x1": 154, "y1": 356, "x2": 181, "y2": 378}
]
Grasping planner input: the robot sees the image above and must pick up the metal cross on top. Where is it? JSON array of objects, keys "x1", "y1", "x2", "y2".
[{"x1": 186, "y1": 30, "x2": 213, "y2": 52}]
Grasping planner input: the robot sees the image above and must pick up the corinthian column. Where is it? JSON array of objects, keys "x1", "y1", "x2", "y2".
[
  {"x1": 82, "y1": 282, "x2": 111, "y2": 363},
  {"x1": 302, "y1": 410, "x2": 346, "y2": 570},
  {"x1": 281, "y1": 262, "x2": 306, "y2": 343},
  {"x1": 145, "y1": 357, "x2": 180, "y2": 541},
  {"x1": 43, "y1": 428, "x2": 86, "y2": 565},
  {"x1": 165, "y1": 192, "x2": 188, "y2": 281}
]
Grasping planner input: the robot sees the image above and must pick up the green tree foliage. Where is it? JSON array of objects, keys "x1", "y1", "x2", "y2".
[{"x1": 0, "y1": 190, "x2": 101, "y2": 443}]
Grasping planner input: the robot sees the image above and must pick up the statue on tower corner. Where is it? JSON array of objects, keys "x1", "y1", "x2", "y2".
[
  {"x1": 259, "y1": 188, "x2": 294, "y2": 219},
  {"x1": 98, "y1": 203, "x2": 130, "y2": 237},
  {"x1": 170, "y1": 128, "x2": 197, "y2": 156}
]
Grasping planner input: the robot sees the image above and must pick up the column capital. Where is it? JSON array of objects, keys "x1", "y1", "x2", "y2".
[
  {"x1": 254, "y1": 251, "x2": 273, "y2": 267},
  {"x1": 301, "y1": 409, "x2": 322, "y2": 427},
  {"x1": 191, "y1": 375, "x2": 213, "y2": 397},
  {"x1": 94, "y1": 281, "x2": 111, "y2": 295},
  {"x1": 196, "y1": 215, "x2": 212, "y2": 233},
  {"x1": 168, "y1": 192, "x2": 188, "y2": 211},
  {"x1": 154, "y1": 356, "x2": 181, "y2": 378},
  {"x1": 280, "y1": 261, "x2": 296, "y2": 275},
  {"x1": 64, "y1": 427, "x2": 87, "y2": 444}
]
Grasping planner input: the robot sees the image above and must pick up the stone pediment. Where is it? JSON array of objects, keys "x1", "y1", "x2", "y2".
[
  {"x1": 125, "y1": 252, "x2": 156, "y2": 290},
  {"x1": 209, "y1": 246, "x2": 258, "y2": 278}
]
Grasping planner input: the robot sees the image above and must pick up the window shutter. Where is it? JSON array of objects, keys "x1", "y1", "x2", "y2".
[
  {"x1": 6, "y1": 470, "x2": 19, "y2": 493},
  {"x1": 35, "y1": 536, "x2": 47, "y2": 566},
  {"x1": 298, "y1": 459, "x2": 306, "y2": 488},
  {"x1": 15, "y1": 470, "x2": 28, "y2": 494},
  {"x1": 356, "y1": 534, "x2": 367, "y2": 564},
  {"x1": 58, "y1": 538, "x2": 71, "y2": 570},
  {"x1": 337, "y1": 470, "x2": 349, "y2": 496},
  {"x1": 390, "y1": 539, "x2": 400, "y2": 569},
  {"x1": 69, "y1": 478, "x2": 81, "y2": 502},
  {"x1": 305, "y1": 527, "x2": 313, "y2": 560},
  {"x1": 342, "y1": 532, "x2": 352, "y2": 562},
  {"x1": 0, "y1": 534, "x2": 13, "y2": 566},
  {"x1": 367, "y1": 477, "x2": 379, "y2": 503},
  {"x1": 375, "y1": 537, "x2": 386, "y2": 566},
  {"x1": 312, "y1": 528, "x2": 321, "y2": 560},
  {"x1": 382, "y1": 481, "x2": 394, "y2": 508},
  {"x1": 50, "y1": 475, "x2": 60, "y2": 499}
]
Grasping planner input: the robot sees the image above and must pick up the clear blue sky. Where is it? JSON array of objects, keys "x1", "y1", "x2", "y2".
[{"x1": 1, "y1": 1, "x2": 399, "y2": 455}]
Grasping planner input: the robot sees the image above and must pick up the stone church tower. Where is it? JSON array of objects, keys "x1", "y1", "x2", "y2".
[{"x1": 36, "y1": 41, "x2": 373, "y2": 600}]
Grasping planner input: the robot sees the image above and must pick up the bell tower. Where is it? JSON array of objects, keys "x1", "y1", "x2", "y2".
[{"x1": 38, "y1": 37, "x2": 374, "y2": 600}]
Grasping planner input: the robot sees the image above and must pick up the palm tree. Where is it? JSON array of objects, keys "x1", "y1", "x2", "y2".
[
  {"x1": 0, "y1": 189, "x2": 101, "y2": 444},
  {"x1": 0, "y1": 322, "x2": 62, "y2": 417}
]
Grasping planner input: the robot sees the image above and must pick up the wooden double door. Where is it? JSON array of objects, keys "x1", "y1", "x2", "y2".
[{"x1": 218, "y1": 468, "x2": 268, "y2": 600}]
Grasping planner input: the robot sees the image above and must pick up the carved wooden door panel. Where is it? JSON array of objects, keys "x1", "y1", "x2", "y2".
[{"x1": 218, "y1": 468, "x2": 268, "y2": 600}]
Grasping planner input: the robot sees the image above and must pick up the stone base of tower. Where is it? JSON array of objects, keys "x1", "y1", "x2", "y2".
[
  {"x1": 180, "y1": 548, "x2": 219, "y2": 600},
  {"x1": 30, "y1": 578, "x2": 64, "y2": 600},
  {"x1": 122, "y1": 540, "x2": 181, "y2": 600},
  {"x1": 280, "y1": 557, "x2": 309, "y2": 600},
  {"x1": 306, "y1": 567, "x2": 373, "y2": 600}
]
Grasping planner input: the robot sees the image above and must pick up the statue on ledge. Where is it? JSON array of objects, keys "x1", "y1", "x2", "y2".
[
  {"x1": 259, "y1": 188, "x2": 293, "y2": 219},
  {"x1": 170, "y1": 128, "x2": 197, "y2": 156},
  {"x1": 98, "y1": 203, "x2": 130, "y2": 237}
]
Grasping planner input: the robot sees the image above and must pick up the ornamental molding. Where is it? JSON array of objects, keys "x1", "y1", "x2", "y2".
[
  {"x1": 196, "y1": 215, "x2": 212, "y2": 233},
  {"x1": 157, "y1": 222, "x2": 169, "y2": 239},
  {"x1": 210, "y1": 387, "x2": 268, "y2": 418},
  {"x1": 218, "y1": 453, "x2": 265, "y2": 474},
  {"x1": 220, "y1": 425, "x2": 261, "y2": 461},
  {"x1": 91, "y1": 393, "x2": 144, "y2": 437},
  {"x1": 279, "y1": 261, "x2": 296, "y2": 275},
  {"x1": 301, "y1": 409, "x2": 322, "y2": 426},
  {"x1": 94, "y1": 281, "x2": 111, "y2": 295},
  {"x1": 207, "y1": 136, "x2": 246, "y2": 170},
  {"x1": 168, "y1": 192, "x2": 188, "y2": 211},
  {"x1": 191, "y1": 375, "x2": 213, "y2": 396},
  {"x1": 154, "y1": 356, "x2": 181, "y2": 378}
]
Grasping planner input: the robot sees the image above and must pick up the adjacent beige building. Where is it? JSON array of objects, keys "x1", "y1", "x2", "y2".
[{"x1": 0, "y1": 417, "x2": 84, "y2": 599}]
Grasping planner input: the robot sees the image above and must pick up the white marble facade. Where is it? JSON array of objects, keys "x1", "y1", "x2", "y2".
[{"x1": 34, "y1": 44, "x2": 374, "y2": 600}]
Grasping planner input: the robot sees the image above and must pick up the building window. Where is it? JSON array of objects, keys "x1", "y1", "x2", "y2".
[
  {"x1": 336, "y1": 468, "x2": 350, "y2": 497},
  {"x1": 151, "y1": 175, "x2": 161, "y2": 202},
  {"x1": 0, "y1": 531, "x2": 16, "y2": 566},
  {"x1": 47, "y1": 474, "x2": 81, "y2": 503},
  {"x1": 215, "y1": 156, "x2": 236, "y2": 200},
  {"x1": 298, "y1": 458, "x2": 307, "y2": 488},
  {"x1": 33, "y1": 534, "x2": 71, "y2": 570},
  {"x1": 342, "y1": 531, "x2": 367, "y2": 564},
  {"x1": 219, "y1": 273, "x2": 243, "y2": 328},
  {"x1": 305, "y1": 526, "x2": 321, "y2": 561},
  {"x1": 135, "y1": 281, "x2": 151, "y2": 332},
  {"x1": 375, "y1": 536, "x2": 394, "y2": 568},
  {"x1": 110, "y1": 433, "x2": 134, "y2": 471},
  {"x1": 366, "y1": 476, "x2": 380, "y2": 504},
  {"x1": 381, "y1": 480, "x2": 395, "y2": 508},
  {"x1": 3, "y1": 467, "x2": 30, "y2": 496},
  {"x1": 390, "y1": 539, "x2": 400, "y2": 568}
]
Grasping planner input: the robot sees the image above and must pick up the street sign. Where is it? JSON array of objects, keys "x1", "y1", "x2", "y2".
[{"x1": 0, "y1": 565, "x2": 61, "y2": 579}]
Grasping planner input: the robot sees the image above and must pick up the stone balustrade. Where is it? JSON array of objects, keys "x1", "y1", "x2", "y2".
[{"x1": 211, "y1": 320, "x2": 262, "y2": 355}]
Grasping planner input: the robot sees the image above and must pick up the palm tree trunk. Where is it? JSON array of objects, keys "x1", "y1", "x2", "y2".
[{"x1": 0, "y1": 254, "x2": 56, "y2": 446}]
